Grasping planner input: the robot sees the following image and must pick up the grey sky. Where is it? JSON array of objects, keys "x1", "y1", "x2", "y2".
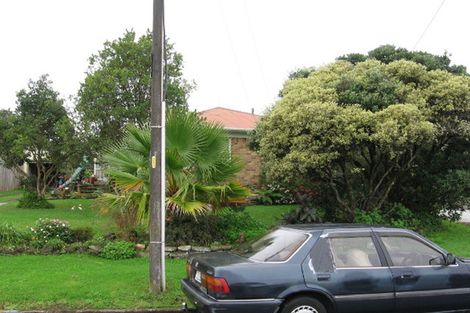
[{"x1": 0, "y1": 0, "x2": 469, "y2": 114}]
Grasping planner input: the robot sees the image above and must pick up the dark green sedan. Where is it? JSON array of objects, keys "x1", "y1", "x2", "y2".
[{"x1": 181, "y1": 224, "x2": 470, "y2": 313}]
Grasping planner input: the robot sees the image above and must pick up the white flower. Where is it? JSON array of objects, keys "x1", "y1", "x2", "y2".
[{"x1": 71, "y1": 206, "x2": 75, "y2": 211}]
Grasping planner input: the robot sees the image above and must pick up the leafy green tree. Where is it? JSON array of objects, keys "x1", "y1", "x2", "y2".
[
  {"x1": 0, "y1": 110, "x2": 23, "y2": 173},
  {"x1": 256, "y1": 59, "x2": 470, "y2": 222},
  {"x1": 76, "y1": 30, "x2": 194, "y2": 155},
  {"x1": 102, "y1": 109, "x2": 250, "y2": 227},
  {"x1": 338, "y1": 44, "x2": 467, "y2": 74},
  {"x1": 0, "y1": 75, "x2": 79, "y2": 199}
]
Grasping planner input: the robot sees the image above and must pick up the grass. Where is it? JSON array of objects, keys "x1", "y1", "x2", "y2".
[
  {"x1": 426, "y1": 221, "x2": 470, "y2": 258},
  {"x1": 245, "y1": 204, "x2": 297, "y2": 227},
  {"x1": 0, "y1": 189, "x2": 22, "y2": 203},
  {"x1": 0, "y1": 255, "x2": 186, "y2": 310},
  {"x1": 0, "y1": 198, "x2": 115, "y2": 234},
  {"x1": 1, "y1": 200, "x2": 468, "y2": 310}
]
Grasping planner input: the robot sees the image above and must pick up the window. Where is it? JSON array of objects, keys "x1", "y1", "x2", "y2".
[
  {"x1": 381, "y1": 236, "x2": 444, "y2": 266},
  {"x1": 233, "y1": 229, "x2": 308, "y2": 262},
  {"x1": 328, "y1": 236, "x2": 382, "y2": 268}
]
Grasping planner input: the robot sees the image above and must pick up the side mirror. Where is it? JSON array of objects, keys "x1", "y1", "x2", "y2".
[{"x1": 445, "y1": 253, "x2": 456, "y2": 265}]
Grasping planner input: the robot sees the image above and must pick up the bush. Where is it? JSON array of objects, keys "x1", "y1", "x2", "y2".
[
  {"x1": 166, "y1": 209, "x2": 265, "y2": 246},
  {"x1": 216, "y1": 209, "x2": 266, "y2": 243},
  {"x1": 17, "y1": 191, "x2": 54, "y2": 209},
  {"x1": 71, "y1": 227, "x2": 94, "y2": 242},
  {"x1": 100, "y1": 241, "x2": 136, "y2": 260},
  {"x1": 31, "y1": 218, "x2": 73, "y2": 244},
  {"x1": 0, "y1": 224, "x2": 30, "y2": 245},
  {"x1": 282, "y1": 186, "x2": 323, "y2": 224},
  {"x1": 42, "y1": 238, "x2": 66, "y2": 253},
  {"x1": 256, "y1": 183, "x2": 296, "y2": 205},
  {"x1": 354, "y1": 203, "x2": 422, "y2": 230}
]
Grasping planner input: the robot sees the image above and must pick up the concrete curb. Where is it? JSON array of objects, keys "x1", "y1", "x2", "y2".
[{"x1": 1, "y1": 309, "x2": 195, "y2": 313}]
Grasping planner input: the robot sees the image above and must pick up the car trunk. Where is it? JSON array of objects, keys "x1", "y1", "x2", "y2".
[{"x1": 187, "y1": 252, "x2": 252, "y2": 298}]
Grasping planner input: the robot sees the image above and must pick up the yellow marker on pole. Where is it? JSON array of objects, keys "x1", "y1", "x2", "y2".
[{"x1": 152, "y1": 156, "x2": 157, "y2": 169}]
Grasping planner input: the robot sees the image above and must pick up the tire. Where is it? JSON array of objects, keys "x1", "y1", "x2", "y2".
[{"x1": 280, "y1": 296, "x2": 328, "y2": 313}]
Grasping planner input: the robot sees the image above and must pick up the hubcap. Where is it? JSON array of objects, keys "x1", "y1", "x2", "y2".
[{"x1": 292, "y1": 305, "x2": 318, "y2": 313}]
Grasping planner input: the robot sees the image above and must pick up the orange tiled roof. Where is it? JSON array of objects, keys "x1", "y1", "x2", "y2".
[{"x1": 200, "y1": 107, "x2": 260, "y2": 130}]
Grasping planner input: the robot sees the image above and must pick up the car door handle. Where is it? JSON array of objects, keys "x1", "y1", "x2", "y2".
[
  {"x1": 317, "y1": 274, "x2": 331, "y2": 281},
  {"x1": 399, "y1": 272, "x2": 414, "y2": 279}
]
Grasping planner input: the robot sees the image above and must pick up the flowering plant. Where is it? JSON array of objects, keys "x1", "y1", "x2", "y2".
[{"x1": 31, "y1": 218, "x2": 73, "y2": 243}]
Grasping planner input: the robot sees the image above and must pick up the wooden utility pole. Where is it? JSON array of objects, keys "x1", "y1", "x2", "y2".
[{"x1": 149, "y1": 0, "x2": 166, "y2": 293}]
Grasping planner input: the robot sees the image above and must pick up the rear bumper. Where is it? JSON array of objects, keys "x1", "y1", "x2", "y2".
[{"x1": 181, "y1": 279, "x2": 282, "y2": 313}]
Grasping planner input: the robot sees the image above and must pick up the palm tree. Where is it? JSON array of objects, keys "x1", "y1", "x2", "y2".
[{"x1": 101, "y1": 109, "x2": 251, "y2": 225}]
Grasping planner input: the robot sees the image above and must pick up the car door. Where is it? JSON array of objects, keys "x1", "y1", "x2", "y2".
[
  {"x1": 376, "y1": 231, "x2": 470, "y2": 313},
  {"x1": 302, "y1": 231, "x2": 395, "y2": 313}
]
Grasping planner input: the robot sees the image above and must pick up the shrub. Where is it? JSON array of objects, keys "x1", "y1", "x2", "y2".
[
  {"x1": 71, "y1": 227, "x2": 94, "y2": 242},
  {"x1": 84, "y1": 235, "x2": 109, "y2": 248},
  {"x1": 282, "y1": 186, "x2": 323, "y2": 224},
  {"x1": 0, "y1": 224, "x2": 30, "y2": 245},
  {"x1": 166, "y1": 215, "x2": 225, "y2": 246},
  {"x1": 256, "y1": 183, "x2": 296, "y2": 205},
  {"x1": 42, "y1": 238, "x2": 66, "y2": 253},
  {"x1": 166, "y1": 209, "x2": 265, "y2": 246},
  {"x1": 17, "y1": 191, "x2": 54, "y2": 209},
  {"x1": 100, "y1": 241, "x2": 136, "y2": 260},
  {"x1": 354, "y1": 203, "x2": 422, "y2": 230},
  {"x1": 216, "y1": 209, "x2": 266, "y2": 243},
  {"x1": 31, "y1": 218, "x2": 73, "y2": 244}
]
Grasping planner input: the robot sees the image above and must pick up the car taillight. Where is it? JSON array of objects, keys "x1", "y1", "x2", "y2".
[
  {"x1": 201, "y1": 273, "x2": 230, "y2": 294},
  {"x1": 186, "y1": 262, "x2": 192, "y2": 278}
]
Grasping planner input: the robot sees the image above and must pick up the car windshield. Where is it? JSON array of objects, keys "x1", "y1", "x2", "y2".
[{"x1": 233, "y1": 229, "x2": 308, "y2": 262}]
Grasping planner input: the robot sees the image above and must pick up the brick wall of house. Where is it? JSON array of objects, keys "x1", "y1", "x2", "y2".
[{"x1": 230, "y1": 137, "x2": 261, "y2": 187}]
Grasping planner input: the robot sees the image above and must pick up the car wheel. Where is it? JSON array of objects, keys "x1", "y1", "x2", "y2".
[{"x1": 281, "y1": 296, "x2": 327, "y2": 313}]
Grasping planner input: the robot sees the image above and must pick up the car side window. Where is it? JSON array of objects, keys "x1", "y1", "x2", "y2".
[
  {"x1": 328, "y1": 236, "x2": 382, "y2": 268},
  {"x1": 381, "y1": 236, "x2": 444, "y2": 266}
]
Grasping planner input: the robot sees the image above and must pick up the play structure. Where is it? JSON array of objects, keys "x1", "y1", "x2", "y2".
[{"x1": 52, "y1": 157, "x2": 102, "y2": 197}]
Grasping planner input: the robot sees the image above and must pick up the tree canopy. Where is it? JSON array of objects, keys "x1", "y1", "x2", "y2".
[
  {"x1": 76, "y1": 30, "x2": 194, "y2": 155},
  {"x1": 256, "y1": 59, "x2": 470, "y2": 222},
  {"x1": 338, "y1": 44, "x2": 468, "y2": 75},
  {"x1": 0, "y1": 75, "x2": 79, "y2": 199}
]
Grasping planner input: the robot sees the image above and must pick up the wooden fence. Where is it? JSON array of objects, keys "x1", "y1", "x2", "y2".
[{"x1": 0, "y1": 165, "x2": 20, "y2": 191}]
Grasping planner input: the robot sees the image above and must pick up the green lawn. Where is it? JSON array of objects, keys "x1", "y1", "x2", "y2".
[
  {"x1": 1, "y1": 201, "x2": 469, "y2": 310},
  {"x1": 0, "y1": 255, "x2": 186, "y2": 310},
  {"x1": 0, "y1": 189, "x2": 22, "y2": 202},
  {"x1": 245, "y1": 204, "x2": 297, "y2": 227},
  {"x1": 0, "y1": 199, "x2": 115, "y2": 234},
  {"x1": 426, "y1": 221, "x2": 470, "y2": 258}
]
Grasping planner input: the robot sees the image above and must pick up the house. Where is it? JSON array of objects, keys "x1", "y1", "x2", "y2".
[{"x1": 200, "y1": 107, "x2": 261, "y2": 187}]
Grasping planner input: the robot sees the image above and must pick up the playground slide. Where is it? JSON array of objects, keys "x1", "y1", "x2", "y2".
[{"x1": 57, "y1": 157, "x2": 89, "y2": 190}]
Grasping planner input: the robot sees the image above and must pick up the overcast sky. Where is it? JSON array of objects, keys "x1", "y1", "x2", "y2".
[{"x1": 0, "y1": 0, "x2": 469, "y2": 114}]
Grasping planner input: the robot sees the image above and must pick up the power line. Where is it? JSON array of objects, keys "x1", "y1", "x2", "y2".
[
  {"x1": 413, "y1": 0, "x2": 446, "y2": 49},
  {"x1": 217, "y1": 1, "x2": 251, "y2": 108},
  {"x1": 243, "y1": 0, "x2": 270, "y2": 102}
]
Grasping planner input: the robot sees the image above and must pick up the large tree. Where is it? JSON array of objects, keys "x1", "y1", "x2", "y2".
[
  {"x1": 0, "y1": 75, "x2": 79, "y2": 199},
  {"x1": 256, "y1": 59, "x2": 470, "y2": 222},
  {"x1": 76, "y1": 30, "x2": 194, "y2": 154}
]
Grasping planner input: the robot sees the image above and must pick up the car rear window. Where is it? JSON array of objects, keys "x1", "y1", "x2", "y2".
[{"x1": 234, "y1": 229, "x2": 308, "y2": 262}]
